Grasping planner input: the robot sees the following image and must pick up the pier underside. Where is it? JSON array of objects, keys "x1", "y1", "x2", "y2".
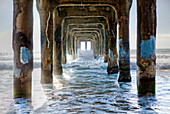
[{"x1": 13, "y1": 0, "x2": 157, "y2": 97}]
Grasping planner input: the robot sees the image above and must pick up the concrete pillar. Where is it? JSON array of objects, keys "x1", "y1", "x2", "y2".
[
  {"x1": 104, "y1": 27, "x2": 109, "y2": 62},
  {"x1": 13, "y1": 0, "x2": 33, "y2": 98},
  {"x1": 72, "y1": 36, "x2": 76, "y2": 60},
  {"x1": 93, "y1": 36, "x2": 99, "y2": 59},
  {"x1": 73, "y1": 36, "x2": 78, "y2": 60},
  {"x1": 117, "y1": 1, "x2": 132, "y2": 82},
  {"x1": 137, "y1": 0, "x2": 157, "y2": 96},
  {"x1": 67, "y1": 34, "x2": 72, "y2": 55},
  {"x1": 71, "y1": 35, "x2": 75, "y2": 60},
  {"x1": 53, "y1": 12, "x2": 63, "y2": 75},
  {"x1": 107, "y1": 12, "x2": 118, "y2": 74},
  {"x1": 91, "y1": 41, "x2": 93, "y2": 51},
  {"x1": 36, "y1": 0, "x2": 54, "y2": 83},
  {"x1": 107, "y1": 21, "x2": 118, "y2": 74},
  {"x1": 85, "y1": 41, "x2": 87, "y2": 50},
  {"x1": 93, "y1": 39, "x2": 98, "y2": 59},
  {"x1": 79, "y1": 40, "x2": 81, "y2": 50},
  {"x1": 76, "y1": 39, "x2": 79, "y2": 58},
  {"x1": 61, "y1": 29, "x2": 67, "y2": 64},
  {"x1": 100, "y1": 32, "x2": 104, "y2": 55},
  {"x1": 39, "y1": 11, "x2": 53, "y2": 83},
  {"x1": 75, "y1": 38, "x2": 78, "y2": 59}
]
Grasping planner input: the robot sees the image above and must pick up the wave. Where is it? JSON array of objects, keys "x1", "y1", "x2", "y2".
[
  {"x1": 0, "y1": 62, "x2": 13, "y2": 70},
  {"x1": 0, "y1": 51, "x2": 170, "y2": 71},
  {"x1": 0, "y1": 62, "x2": 41, "y2": 71},
  {"x1": 130, "y1": 62, "x2": 137, "y2": 70},
  {"x1": 156, "y1": 64, "x2": 170, "y2": 70},
  {"x1": 34, "y1": 62, "x2": 41, "y2": 68},
  {"x1": 0, "y1": 61, "x2": 170, "y2": 71}
]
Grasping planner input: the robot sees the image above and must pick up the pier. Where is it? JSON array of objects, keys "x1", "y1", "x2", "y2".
[{"x1": 13, "y1": 0, "x2": 157, "y2": 97}]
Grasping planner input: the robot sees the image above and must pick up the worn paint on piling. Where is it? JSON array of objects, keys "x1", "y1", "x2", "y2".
[
  {"x1": 109, "y1": 49, "x2": 114, "y2": 62},
  {"x1": 14, "y1": 68, "x2": 21, "y2": 78},
  {"x1": 140, "y1": 36, "x2": 156, "y2": 59},
  {"x1": 119, "y1": 39, "x2": 129, "y2": 61},
  {"x1": 20, "y1": 47, "x2": 31, "y2": 64}
]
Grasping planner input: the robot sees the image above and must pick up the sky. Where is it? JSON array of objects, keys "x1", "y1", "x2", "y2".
[{"x1": 0, "y1": 0, "x2": 170, "y2": 53}]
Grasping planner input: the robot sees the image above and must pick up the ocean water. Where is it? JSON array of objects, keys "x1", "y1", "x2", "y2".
[{"x1": 0, "y1": 50, "x2": 170, "y2": 113}]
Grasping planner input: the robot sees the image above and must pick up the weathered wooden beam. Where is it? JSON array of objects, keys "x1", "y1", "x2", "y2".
[
  {"x1": 13, "y1": 0, "x2": 33, "y2": 98},
  {"x1": 137, "y1": 0, "x2": 157, "y2": 96}
]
